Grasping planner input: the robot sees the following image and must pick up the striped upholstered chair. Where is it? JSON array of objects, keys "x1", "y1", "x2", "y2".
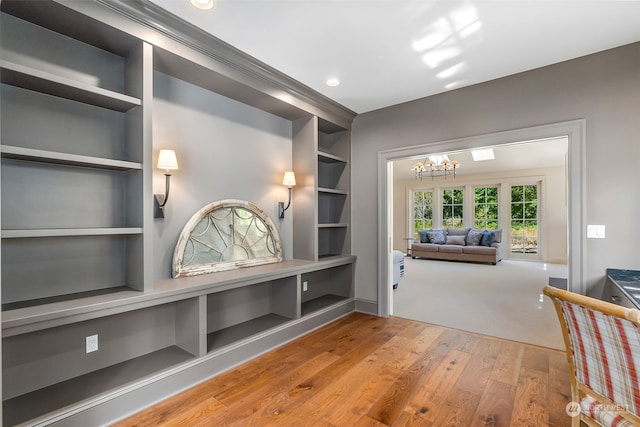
[{"x1": 543, "y1": 285, "x2": 640, "y2": 427}]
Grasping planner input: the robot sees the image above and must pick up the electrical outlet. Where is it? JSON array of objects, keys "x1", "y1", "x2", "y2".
[
  {"x1": 587, "y1": 225, "x2": 605, "y2": 239},
  {"x1": 86, "y1": 334, "x2": 98, "y2": 353},
  {"x1": 303, "y1": 281, "x2": 308, "y2": 292}
]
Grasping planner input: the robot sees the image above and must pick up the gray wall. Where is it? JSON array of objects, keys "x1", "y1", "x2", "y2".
[
  {"x1": 152, "y1": 72, "x2": 293, "y2": 280},
  {"x1": 352, "y1": 42, "x2": 640, "y2": 303}
]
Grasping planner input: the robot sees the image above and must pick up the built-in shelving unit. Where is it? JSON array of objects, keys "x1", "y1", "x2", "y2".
[
  {"x1": 0, "y1": 1, "x2": 356, "y2": 425},
  {"x1": 317, "y1": 120, "x2": 351, "y2": 259},
  {"x1": 292, "y1": 117, "x2": 351, "y2": 260},
  {"x1": 0, "y1": 6, "x2": 152, "y2": 311}
]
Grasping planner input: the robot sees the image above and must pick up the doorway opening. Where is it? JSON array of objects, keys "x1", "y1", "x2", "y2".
[{"x1": 377, "y1": 120, "x2": 586, "y2": 319}]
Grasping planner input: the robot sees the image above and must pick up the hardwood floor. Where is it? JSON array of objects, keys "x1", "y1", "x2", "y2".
[{"x1": 113, "y1": 313, "x2": 572, "y2": 426}]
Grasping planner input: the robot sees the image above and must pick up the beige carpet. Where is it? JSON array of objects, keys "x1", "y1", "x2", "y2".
[{"x1": 392, "y1": 258, "x2": 566, "y2": 350}]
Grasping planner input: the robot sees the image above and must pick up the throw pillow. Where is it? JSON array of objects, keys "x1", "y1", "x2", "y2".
[
  {"x1": 427, "y1": 229, "x2": 446, "y2": 245},
  {"x1": 447, "y1": 227, "x2": 471, "y2": 238},
  {"x1": 466, "y1": 229, "x2": 483, "y2": 246},
  {"x1": 480, "y1": 230, "x2": 496, "y2": 246},
  {"x1": 418, "y1": 229, "x2": 431, "y2": 243},
  {"x1": 446, "y1": 235, "x2": 466, "y2": 246}
]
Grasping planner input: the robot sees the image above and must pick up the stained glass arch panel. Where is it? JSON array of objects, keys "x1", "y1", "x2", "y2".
[{"x1": 173, "y1": 199, "x2": 283, "y2": 278}]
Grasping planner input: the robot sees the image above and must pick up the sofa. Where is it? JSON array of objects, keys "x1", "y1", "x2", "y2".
[{"x1": 412, "y1": 227, "x2": 502, "y2": 265}]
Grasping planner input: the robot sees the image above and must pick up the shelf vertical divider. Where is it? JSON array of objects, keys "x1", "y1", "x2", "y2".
[
  {"x1": 292, "y1": 116, "x2": 319, "y2": 261},
  {"x1": 176, "y1": 296, "x2": 207, "y2": 357},
  {"x1": 124, "y1": 41, "x2": 154, "y2": 292}
]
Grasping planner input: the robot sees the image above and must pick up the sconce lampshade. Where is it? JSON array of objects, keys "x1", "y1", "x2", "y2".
[
  {"x1": 157, "y1": 149, "x2": 179, "y2": 171},
  {"x1": 282, "y1": 171, "x2": 296, "y2": 187}
]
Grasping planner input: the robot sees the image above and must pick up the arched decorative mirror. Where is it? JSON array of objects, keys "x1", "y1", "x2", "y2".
[{"x1": 173, "y1": 199, "x2": 283, "y2": 278}]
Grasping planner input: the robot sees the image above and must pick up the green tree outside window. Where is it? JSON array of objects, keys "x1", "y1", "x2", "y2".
[
  {"x1": 511, "y1": 184, "x2": 538, "y2": 253},
  {"x1": 442, "y1": 188, "x2": 463, "y2": 228}
]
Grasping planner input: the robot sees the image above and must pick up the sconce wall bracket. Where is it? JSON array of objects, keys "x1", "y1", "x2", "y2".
[
  {"x1": 278, "y1": 187, "x2": 292, "y2": 219},
  {"x1": 154, "y1": 194, "x2": 166, "y2": 219},
  {"x1": 154, "y1": 173, "x2": 172, "y2": 219}
]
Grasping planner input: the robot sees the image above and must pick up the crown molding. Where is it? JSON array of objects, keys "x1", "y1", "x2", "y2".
[{"x1": 97, "y1": 0, "x2": 356, "y2": 127}]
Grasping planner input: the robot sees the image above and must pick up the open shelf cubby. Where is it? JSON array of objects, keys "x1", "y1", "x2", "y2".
[
  {"x1": 1, "y1": 234, "x2": 144, "y2": 307},
  {"x1": 317, "y1": 124, "x2": 349, "y2": 159},
  {"x1": 207, "y1": 276, "x2": 298, "y2": 351},
  {"x1": 301, "y1": 264, "x2": 353, "y2": 316},
  {"x1": 317, "y1": 154, "x2": 348, "y2": 191},
  {"x1": 2, "y1": 299, "x2": 198, "y2": 425},
  {"x1": 318, "y1": 190, "x2": 348, "y2": 225},
  {"x1": 318, "y1": 226, "x2": 350, "y2": 259}
]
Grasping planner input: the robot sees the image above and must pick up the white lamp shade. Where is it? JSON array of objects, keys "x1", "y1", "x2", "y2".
[
  {"x1": 157, "y1": 149, "x2": 179, "y2": 171},
  {"x1": 282, "y1": 171, "x2": 296, "y2": 187}
]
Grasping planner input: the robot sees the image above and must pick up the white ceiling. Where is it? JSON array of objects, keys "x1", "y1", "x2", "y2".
[
  {"x1": 393, "y1": 137, "x2": 568, "y2": 181},
  {"x1": 149, "y1": 0, "x2": 640, "y2": 114}
]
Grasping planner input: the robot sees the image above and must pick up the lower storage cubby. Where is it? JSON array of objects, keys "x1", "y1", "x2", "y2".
[
  {"x1": 301, "y1": 264, "x2": 353, "y2": 316},
  {"x1": 207, "y1": 276, "x2": 298, "y2": 351},
  {"x1": 2, "y1": 299, "x2": 199, "y2": 426}
]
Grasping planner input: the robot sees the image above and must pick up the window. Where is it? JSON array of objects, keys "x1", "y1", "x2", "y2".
[
  {"x1": 412, "y1": 190, "x2": 433, "y2": 237},
  {"x1": 442, "y1": 188, "x2": 463, "y2": 228},
  {"x1": 474, "y1": 186, "x2": 499, "y2": 230},
  {"x1": 511, "y1": 184, "x2": 538, "y2": 254}
]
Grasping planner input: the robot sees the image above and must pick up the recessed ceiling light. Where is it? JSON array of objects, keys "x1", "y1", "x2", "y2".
[
  {"x1": 471, "y1": 148, "x2": 495, "y2": 161},
  {"x1": 325, "y1": 78, "x2": 341, "y2": 87},
  {"x1": 190, "y1": 0, "x2": 215, "y2": 10}
]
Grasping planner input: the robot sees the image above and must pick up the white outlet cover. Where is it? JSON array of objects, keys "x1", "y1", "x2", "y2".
[
  {"x1": 86, "y1": 334, "x2": 98, "y2": 353},
  {"x1": 587, "y1": 225, "x2": 605, "y2": 239}
]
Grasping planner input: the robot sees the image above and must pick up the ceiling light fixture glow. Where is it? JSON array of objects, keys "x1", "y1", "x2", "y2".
[
  {"x1": 325, "y1": 78, "x2": 341, "y2": 87},
  {"x1": 190, "y1": 0, "x2": 215, "y2": 10}
]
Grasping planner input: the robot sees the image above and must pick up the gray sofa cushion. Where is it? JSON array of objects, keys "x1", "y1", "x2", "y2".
[
  {"x1": 447, "y1": 227, "x2": 471, "y2": 238},
  {"x1": 463, "y1": 245, "x2": 497, "y2": 255},
  {"x1": 439, "y1": 245, "x2": 463, "y2": 254},
  {"x1": 413, "y1": 243, "x2": 440, "y2": 253}
]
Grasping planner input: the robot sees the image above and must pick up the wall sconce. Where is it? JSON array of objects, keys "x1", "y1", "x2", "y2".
[
  {"x1": 154, "y1": 149, "x2": 179, "y2": 219},
  {"x1": 278, "y1": 171, "x2": 296, "y2": 219}
]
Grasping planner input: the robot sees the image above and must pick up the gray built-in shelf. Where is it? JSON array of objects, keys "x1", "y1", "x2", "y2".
[
  {"x1": 0, "y1": 0, "x2": 356, "y2": 425},
  {"x1": 0, "y1": 4, "x2": 151, "y2": 312},
  {"x1": 1, "y1": 257, "x2": 355, "y2": 424},
  {"x1": 292, "y1": 117, "x2": 351, "y2": 261},
  {"x1": 0, "y1": 60, "x2": 141, "y2": 112},
  {"x1": 0, "y1": 145, "x2": 143, "y2": 171}
]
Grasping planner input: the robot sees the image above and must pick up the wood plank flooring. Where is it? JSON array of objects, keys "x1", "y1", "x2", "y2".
[{"x1": 113, "y1": 313, "x2": 572, "y2": 426}]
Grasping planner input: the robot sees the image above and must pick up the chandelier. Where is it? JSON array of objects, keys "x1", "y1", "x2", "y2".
[{"x1": 411, "y1": 155, "x2": 459, "y2": 180}]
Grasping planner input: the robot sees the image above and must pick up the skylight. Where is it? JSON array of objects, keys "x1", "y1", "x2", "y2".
[{"x1": 471, "y1": 148, "x2": 495, "y2": 161}]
